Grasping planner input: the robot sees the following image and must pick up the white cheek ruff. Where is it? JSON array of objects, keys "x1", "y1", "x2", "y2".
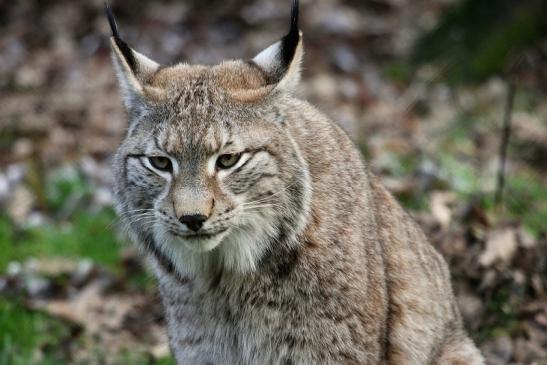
[
  {"x1": 136, "y1": 140, "x2": 310, "y2": 277},
  {"x1": 152, "y1": 207, "x2": 280, "y2": 276}
]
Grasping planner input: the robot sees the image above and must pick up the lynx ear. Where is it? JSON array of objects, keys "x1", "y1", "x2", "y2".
[
  {"x1": 105, "y1": 4, "x2": 160, "y2": 110},
  {"x1": 252, "y1": 0, "x2": 303, "y2": 93}
]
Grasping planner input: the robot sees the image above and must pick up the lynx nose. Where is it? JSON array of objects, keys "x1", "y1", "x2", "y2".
[{"x1": 179, "y1": 214, "x2": 207, "y2": 232}]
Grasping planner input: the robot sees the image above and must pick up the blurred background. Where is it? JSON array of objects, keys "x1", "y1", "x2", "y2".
[{"x1": 0, "y1": 0, "x2": 546, "y2": 364}]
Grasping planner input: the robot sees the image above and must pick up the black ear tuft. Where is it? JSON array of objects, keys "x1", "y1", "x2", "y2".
[
  {"x1": 104, "y1": 2, "x2": 137, "y2": 72},
  {"x1": 105, "y1": 2, "x2": 120, "y2": 39},
  {"x1": 280, "y1": 0, "x2": 300, "y2": 69}
]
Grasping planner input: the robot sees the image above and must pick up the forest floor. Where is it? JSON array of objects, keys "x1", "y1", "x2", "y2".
[{"x1": 0, "y1": 1, "x2": 546, "y2": 364}]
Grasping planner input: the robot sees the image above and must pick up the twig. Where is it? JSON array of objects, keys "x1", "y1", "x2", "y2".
[{"x1": 494, "y1": 81, "x2": 516, "y2": 207}]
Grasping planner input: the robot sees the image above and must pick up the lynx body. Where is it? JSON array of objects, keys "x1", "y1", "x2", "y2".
[{"x1": 108, "y1": 1, "x2": 483, "y2": 363}]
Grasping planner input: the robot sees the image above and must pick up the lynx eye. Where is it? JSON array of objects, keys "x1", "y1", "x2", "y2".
[
  {"x1": 148, "y1": 156, "x2": 172, "y2": 172},
  {"x1": 216, "y1": 153, "x2": 241, "y2": 169}
]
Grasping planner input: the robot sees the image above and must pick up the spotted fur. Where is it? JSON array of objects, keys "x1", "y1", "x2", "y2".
[{"x1": 108, "y1": 1, "x2": 483, "y2": 364}]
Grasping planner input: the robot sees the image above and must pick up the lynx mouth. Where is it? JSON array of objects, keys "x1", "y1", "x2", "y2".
[
  {"x1": 167, "y1": 227, "x2": 231, "y2": 252},
  {"x1": 171, "y1": 227, "x2": 229, "y2": 240}
]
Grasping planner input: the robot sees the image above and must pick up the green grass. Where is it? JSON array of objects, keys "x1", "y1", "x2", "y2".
[
  {"x1": 475, "y1": 285, "x2": 521, "y2": 343},
  {"x1": 381, "y1": 61, "x2": 413, "y2": 85},
  {"x1": 0, "y1": 298, "x2": 71, "y2": 365},
  {"x1": 438, "y1": 154, "x2": 546, "y2": 236},
  {"x1": 0, "y1": 209, "x2": 122, "y2": 273},
  {"x1": 503, "y1": 175, "x2": 547, "y2": 236}
]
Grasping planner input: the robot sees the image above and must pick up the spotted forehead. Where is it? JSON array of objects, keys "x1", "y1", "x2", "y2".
[
  {"x1": 155, "y1": 114, "x2": 228, "y2": 158},
  {"x1": 150, "y1": 73, "x2": 217, "y2": 151},
  {"x1": 148, "y1": 65, "x2": 266, "y2": 157}
]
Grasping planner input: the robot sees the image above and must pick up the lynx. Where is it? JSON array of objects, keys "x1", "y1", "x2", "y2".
[{"x1": 108, "y1": 1, "x2": 484, "y2": 364}]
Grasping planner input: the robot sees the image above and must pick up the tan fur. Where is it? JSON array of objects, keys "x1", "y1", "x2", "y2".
[{"x1": 110, "y1": 5, "x2": 483, "y2": 364}]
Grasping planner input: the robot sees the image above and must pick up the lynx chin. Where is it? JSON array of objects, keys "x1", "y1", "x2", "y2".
[{"x1": 107, "y1": 1, "x2": 483, "y2": 363}]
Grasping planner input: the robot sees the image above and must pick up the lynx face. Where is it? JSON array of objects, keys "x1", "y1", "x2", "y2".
[{"x1": 109, "y1": 3, "x2": 310, "y2": 275}]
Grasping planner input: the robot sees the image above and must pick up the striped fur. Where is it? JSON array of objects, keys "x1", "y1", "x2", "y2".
[{"x1": 109, "y1": 1, "x2": 483, "y2": 364}]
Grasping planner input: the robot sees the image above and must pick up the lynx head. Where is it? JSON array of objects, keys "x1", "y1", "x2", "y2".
[{"x1": 109, "y1": 1, "x2": 311, "y2": 276}]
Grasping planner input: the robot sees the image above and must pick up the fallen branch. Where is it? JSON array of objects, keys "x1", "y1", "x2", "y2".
[{"x1": 494, "y1": 81, "x2": 516, "y2": 207}]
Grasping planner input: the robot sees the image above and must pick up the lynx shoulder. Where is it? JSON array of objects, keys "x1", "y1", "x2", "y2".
[{"x1": 107, "y1": 1, "x2": 484, "y2": 364}]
